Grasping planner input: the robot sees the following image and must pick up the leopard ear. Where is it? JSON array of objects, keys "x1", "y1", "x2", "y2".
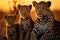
[
  {"x1": 18, "y1": 4, "x2": 21, "y2": 9},
  {"x1": 29, "y1": 5, "x2": 32, "y2": 10},
  {"x1": 32, "y1": 1, "x2": 37, "y2": 7},
  {"x1": 46, "y1": 1, "x2": 51, "y2": 7}
]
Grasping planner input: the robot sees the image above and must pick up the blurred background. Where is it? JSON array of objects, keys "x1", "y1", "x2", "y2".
[{"x1": 0, "y1": 0, "x2": 60, "y2": 38}]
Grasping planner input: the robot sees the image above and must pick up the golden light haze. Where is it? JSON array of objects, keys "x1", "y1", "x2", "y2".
[
  {"x1": 0, "y1": 0, "x2": 60, "y2": 37},
  {"x1": 0, "y1": 0, "x2": 60, "y2": 21},
  {"x1": 0, "y1": 0, "x2": 60, "y2": 12}
]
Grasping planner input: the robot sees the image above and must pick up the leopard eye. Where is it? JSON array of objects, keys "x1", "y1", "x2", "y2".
[{"x1": 39, "y1": 13, "x2": 42, "y2": 15}]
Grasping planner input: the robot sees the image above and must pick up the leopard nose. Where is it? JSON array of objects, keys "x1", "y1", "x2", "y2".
[
  {"x1": 37, "y1": 18, "x2": 40, "y2": 21},
  {"x1": 21, "y1": 18, "x2": 23, "y2": 20}
]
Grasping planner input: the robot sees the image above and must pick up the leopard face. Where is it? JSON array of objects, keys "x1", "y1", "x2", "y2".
[
  {"x1": 5, "y1": 15, "x2": 16, "y2": 26},
  {"x1": 18, "y1": 5, "x2": 32, "y2": 19},
  {"x1": 33, "y1": 1, "x2": 51, "y2": 17}
]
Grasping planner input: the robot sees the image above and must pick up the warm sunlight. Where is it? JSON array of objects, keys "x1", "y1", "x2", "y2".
[
  {"x1": 0, "y1": 0, "x2": 60, "y2": 12},
  {"x1": 0, "y1": 0, "x2": 60, "y2": 39}
]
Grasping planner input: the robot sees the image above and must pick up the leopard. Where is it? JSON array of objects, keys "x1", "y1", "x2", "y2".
[
  {"x1": 18, "y1": 4, "x2": 34, "y2": 40},
  {"x1": 40, "y1": 18, "x2": 60, "y2": 40},
  {"x1": 30, "y1": 1, "x2": 55, "y2": 40},
  {"x1": 5, "y1": 6, "x2": 19, "y2": 40}
]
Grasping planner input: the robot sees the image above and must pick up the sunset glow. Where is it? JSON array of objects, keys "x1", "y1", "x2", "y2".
[
  {"x1": 0, "y1": 0, "x2": 60, "y2": 38},
  {"x1": 0, "y1": 0, "x2": 60, "y2": 12}
]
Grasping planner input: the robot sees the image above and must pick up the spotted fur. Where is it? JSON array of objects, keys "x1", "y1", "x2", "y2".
[
  {"x1": 40, "y1": 20, "x2": 60, "y2": 40},
  {"x1": 30, "y1": 1, "x2": 54, "y2": 40},
  {"x1": 5, "y1": 7, "x2": 19, "y2": 40},
  {"x1": 18, "y1": 4, "x2": 34, "y2": 40}
]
